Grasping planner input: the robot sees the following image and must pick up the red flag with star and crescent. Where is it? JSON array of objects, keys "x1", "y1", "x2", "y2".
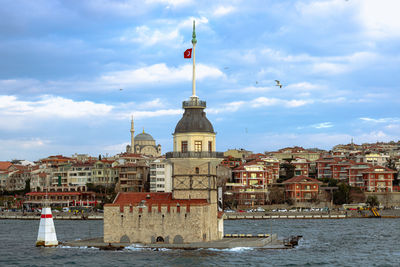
[{"x1": 184, "y1": 48, "x2": 192, "y2": 58}]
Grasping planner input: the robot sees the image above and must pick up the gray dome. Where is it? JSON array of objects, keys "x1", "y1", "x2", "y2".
[
  {"x1": 174, "y1": 108, "x2": 214, "y2": 134},
  {"x1": 135, "y1": 132, "x2": 154, "y2": 141}
]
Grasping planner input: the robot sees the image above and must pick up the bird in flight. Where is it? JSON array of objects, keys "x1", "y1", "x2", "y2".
[
  {"x1": 275, "y1": 80, "x2": 282, "y2": 88},
  {"x1": 119, "y1": 88, "x2": 123, "y2": 91}
]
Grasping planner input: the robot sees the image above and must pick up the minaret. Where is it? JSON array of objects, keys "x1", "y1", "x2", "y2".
[{"x1": 130, "y1": 116, "x2": 135, "y2": 153}]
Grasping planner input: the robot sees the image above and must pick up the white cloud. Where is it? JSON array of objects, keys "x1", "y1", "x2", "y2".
[
  {"x1": 285, "y1": 82, "x2": 324, "y2": 91},
  {"x1": 0, "y1": 95, "x2": 113, "y2": 118},
  {"x1": 136, "y1": 98, "x2": 165, "y2": 109},
  {"x1": 121, "y1": 25, "x2": 182, "y2": 46},
  {"x1": 120, "y1": 16, "x2": 209, "y2": 47},
  {"x1": 100, "y1": 63, "x2": 224, "y2": 85},
  {"x1": 131, "y1": 109, "x2": 182, "y2": 119},
  {"x1": 145, "y1": 0, "x2": 192, "y2": 7},
  {"x1": 312, "y1": 122, "x2": 334, "y2": 129},
  {"x1": 360, "y1": 117, "x2": 400, "y2": 123},
  {"x1": 358, "y1": 0, "x2": 400, "y2": 39},
  {"x1": 213, "y1": 6, "x2": 235, "y2": 17},
  {"x1": 296, "y1": 0, "x2": 400, "y2": 39},
  {"x1": 223, "y1": 86, "x2": 274, "y2": 94},
  {"x1": 0, "y1": 138, "x2": 48, "y2": 150},
  {"x1": 208, "y1": 96, "x2": 312, "y2": 114}
]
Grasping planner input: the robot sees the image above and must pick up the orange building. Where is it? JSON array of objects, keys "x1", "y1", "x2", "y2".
[
  {"x1": 362, "y1": 166, "x2": 396, "y2": 192},
  {"x1": 283, "y1": 175, "x2": 322, "y2": 202}
]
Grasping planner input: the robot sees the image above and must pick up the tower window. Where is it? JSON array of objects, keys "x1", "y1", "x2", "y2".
[
  {"x1": 195, "y1": 167, "x2": 199, "y2": 174},
  {"x1": 208, "y1": 141, "x2": 212, "y2": 152},
  {"x1": 181, "y1": 141, "x2": 188, "y2": 152},
  {"x1": 194, "y1": 141, "x2": 202, "y2": 152}
]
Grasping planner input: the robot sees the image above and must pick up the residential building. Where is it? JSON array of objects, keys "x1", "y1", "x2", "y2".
[
  {"x1": 316, "y1": 156, "x2": 336, "y2": 179},
  {"x1": 346, "y1": 163, "x2": 371, "y2": 188},
  {"x1": 91, "y1": 160, "x2": 118, "y2": 187},
  {"x1": 229, "y1": 161, "x2": 270, "y2": 205},
  {"x1": 356, "y1": 153, "x2": 390, "y2": 166},
  {"x1": 291, "y1": 157, "x2": 310, "y2": 177},
  {"x1": 283, "y1": 175, "x2": 322, "y2": 202},
  {"x1": 362, "y1": 166, "x2": 396, "y2": 192},
  {"x1": 267, "y1": 146, "x2": 321, "y2": 162},
  {"x1": 149, "y1": 158, "x2": 172, "y2": 192}
]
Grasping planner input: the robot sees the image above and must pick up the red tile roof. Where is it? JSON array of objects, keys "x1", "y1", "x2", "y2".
[
  {"x1": 0, "y1": 161, "x2": 12, "y2": 171},
  {"x1": 362, "y1": 166, "x2": 396, "y2": 173},
  {"x1": 26, "y1": 192, "x2": 83, "y2": 196},
  {"x1": 107, "y1": 192, "x2": 208, "y2": 207},
  {"x1": 283, "y1": 175, "x2": 322, "y2": 184}
]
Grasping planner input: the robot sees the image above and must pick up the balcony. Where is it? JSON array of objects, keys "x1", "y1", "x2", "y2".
[
  {"x1": 182, "y1": 99, "x2": 206, "y2": 108},
  {"x1": 166, "y1": 151, "x2": 224, "y2": 159}
]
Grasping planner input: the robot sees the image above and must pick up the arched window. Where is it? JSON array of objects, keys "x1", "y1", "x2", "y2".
[{"x1": 195, "y1": 167, "x2": 199, "y2": 174}]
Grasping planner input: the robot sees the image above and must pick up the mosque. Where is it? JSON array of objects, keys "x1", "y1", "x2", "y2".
[
  {"x1": 104, "y1": 21, "x2": 225, "y2": 244},
  {"x1": 126, "y1": 117, "x2": 161, "y2": 157}
]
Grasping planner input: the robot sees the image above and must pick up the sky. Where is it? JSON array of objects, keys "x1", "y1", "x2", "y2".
[{"x1": 1, "y1": 0, "x2": 400, "y2": 161}]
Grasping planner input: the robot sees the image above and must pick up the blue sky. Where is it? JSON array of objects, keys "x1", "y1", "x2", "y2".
[{"x1": 1, "y1": 0, "x2": 400, "y2": 161}]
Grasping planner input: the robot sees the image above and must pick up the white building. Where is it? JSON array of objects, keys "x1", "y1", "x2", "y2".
[{"x1": 150, "y1": 158, "x2": 172, "y2": 192}]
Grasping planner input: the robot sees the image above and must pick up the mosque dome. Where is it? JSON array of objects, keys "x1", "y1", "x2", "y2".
[{"x1": 135, "y1": 132, "x2": 155, "y2": 141}]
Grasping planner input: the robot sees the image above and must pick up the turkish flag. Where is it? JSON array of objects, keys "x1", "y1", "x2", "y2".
[{"x1": 184, "y1": 48, "x2": 192, "y2": 58}]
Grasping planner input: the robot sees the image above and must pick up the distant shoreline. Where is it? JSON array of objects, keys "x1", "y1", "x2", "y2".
[{"x1": 1, "y1": 210, "x2": 400, "y2": 220}]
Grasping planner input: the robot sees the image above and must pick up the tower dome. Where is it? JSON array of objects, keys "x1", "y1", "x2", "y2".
[{"x1": 174, "y1": 100, "x2": 214, "y2": 134}]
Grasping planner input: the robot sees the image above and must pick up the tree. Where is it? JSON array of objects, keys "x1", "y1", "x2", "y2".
[
  {"x1": 349, "y1": 187, "x2": 366, "y2": 203},
  {"x1": 333, "y1": 183, "x2": 351, "y2": 205},
  {"x1": 278, "y1": 163, "x2": 295, "y2": 183},
  {"x1": 23, "y1": 179, "x2": 31, "y2": 194},
  {"x1": 366, "y1": 195, "x2": 379, "y2": 207},
  {"x1": 268, "y1": 186, "x2": 285, "y2": 204}
]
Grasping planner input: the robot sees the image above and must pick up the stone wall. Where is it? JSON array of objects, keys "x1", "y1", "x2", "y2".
[
  {"x1": 365, "y1": 192, "x2": 400, "y2": 207},
  {"x1": 104, "y1": 203, "x2": 221, "y2": 244}
]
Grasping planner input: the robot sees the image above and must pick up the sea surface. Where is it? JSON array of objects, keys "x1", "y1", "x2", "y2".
[{"x1": 1, "y1": 218, "x2": 399, "y2": 266}]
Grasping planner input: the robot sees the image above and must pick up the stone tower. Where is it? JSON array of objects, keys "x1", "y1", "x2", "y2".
[{"x1": 165, "y1": 21, "x2": 224, "y2": 241}]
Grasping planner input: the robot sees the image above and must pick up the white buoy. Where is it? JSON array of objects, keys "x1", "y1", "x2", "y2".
[{"x1": 36, "y1": 207, "x2": 58, "y2": 247}]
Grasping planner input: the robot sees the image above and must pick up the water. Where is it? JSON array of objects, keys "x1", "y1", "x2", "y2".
[{"x1": 1, "y1": 219, "x2": 400, "y2": 266}]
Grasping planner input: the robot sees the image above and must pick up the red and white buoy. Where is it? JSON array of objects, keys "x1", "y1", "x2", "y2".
[{"x1": 36, "y1": 207, "x2": 58, "y2": 247}]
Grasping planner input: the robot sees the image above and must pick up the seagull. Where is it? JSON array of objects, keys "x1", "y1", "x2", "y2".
[
  {"x1": 275, "y1": 80, "x2": 282, "y2": 88},
  {"x1": 119, "y1": 88, "x2": 123, "y2": 91}
]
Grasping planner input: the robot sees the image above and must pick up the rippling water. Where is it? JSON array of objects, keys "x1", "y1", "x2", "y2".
[{"x1": 1, "y1": 218, "x2": 399, "y2": 266}]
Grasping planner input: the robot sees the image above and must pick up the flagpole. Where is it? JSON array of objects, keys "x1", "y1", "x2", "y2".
[{"x1": 191, "y1": 20, "x2": 197, "y2": 97}]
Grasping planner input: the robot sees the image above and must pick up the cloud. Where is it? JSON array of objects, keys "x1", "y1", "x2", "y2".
[
  {"x1": 360, "y1": 117, "x2": 400, "y2": 123},
  {"x1": 131, "y1": 109, "x2": 182, "y2": 119},
  {"x1": 213, "y1": 6, "x2": 235, "y2": 17},
  {"x1": 145, "y1": 0, "x2": 192, "y2": 8},
  {"x1": 136, "y1": 98, "x2": 165, "y2": 109},
  {"x1": 296, "y1": 0, "x2": 400, "y2": 39},
  {"x1": 0, "y1": 138, "x2": 48, "y2": 152},
  {"x1": 358, "y1": 0, "x2": 400, "y2": 39},
  {"x1": 311, "y1": 122, "x2": 334, "y2": 129},
  {"x1": 121, "y1": 26, "x2": 182, "y2": 46},
  {"x1": 0, "y1": 94, "x2": 184, "y2": 132},
  {"x1": 100, "y1": 63, "x2": 224, "y2": 85},
  {"x1": 119, "y1": 16, "x2": 208, "y2": 47},
  {"x1": 0, "y1": 95, "x2": 113, "y2": 118},
  {"x1": 208, "y1": 97, "x2": 312, "y2": 114}
]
